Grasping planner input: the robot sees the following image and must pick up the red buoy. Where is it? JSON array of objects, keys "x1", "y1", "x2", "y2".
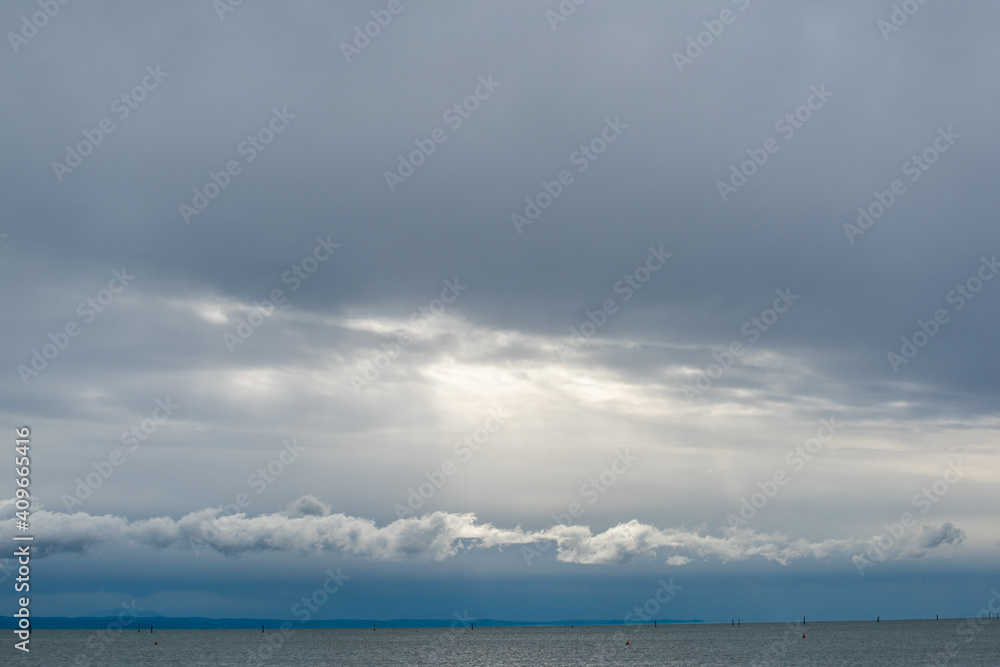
[
  {"x1": 801, "y1": 634, "x2": 805, "y2": 638},
  {"x1": 625, "y1": 641, "x2": 629, "y2": 645}
]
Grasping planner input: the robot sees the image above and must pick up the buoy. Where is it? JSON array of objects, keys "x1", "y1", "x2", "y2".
[
  {"x1": 802, "y1": 634, "x2": 805, "y2": 638},
  {"x1": 154, "y1": 641, "x2": 157, "y2": 645},
  {"x1": 625, "y1": 640, "x2": 629, "y2": 645}
]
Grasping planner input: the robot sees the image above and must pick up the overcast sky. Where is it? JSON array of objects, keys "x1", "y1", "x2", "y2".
[{"x1": 1, "y1": 0, "x2": 998, "y2": 626}]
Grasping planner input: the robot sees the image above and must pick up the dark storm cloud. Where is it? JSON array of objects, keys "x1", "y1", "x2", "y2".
[{"x1": 2, "y1": 1, "x2": 997, "y2": 405}]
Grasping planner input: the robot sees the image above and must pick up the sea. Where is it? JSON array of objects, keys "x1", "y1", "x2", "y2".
[{"x1": 2, "y1": 619, "x2": 998, "y2": 665}]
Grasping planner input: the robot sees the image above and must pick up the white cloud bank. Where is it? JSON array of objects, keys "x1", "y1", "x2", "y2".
[{"x1": 0, "y1": 496, "x2": 963, "y2": 566}]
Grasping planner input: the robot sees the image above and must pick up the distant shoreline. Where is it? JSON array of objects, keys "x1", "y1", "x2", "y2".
[
  {"x1": 1, "y1": 616, "x2": 966, "y2": 630},
  {"x1": 0, "y1": 616, "x2": 701, "y2": 630}
]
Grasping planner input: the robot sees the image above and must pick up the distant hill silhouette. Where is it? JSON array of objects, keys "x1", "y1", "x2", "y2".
[{"x1": 0, "y1": 616, "x2": 700, "y2": 630}]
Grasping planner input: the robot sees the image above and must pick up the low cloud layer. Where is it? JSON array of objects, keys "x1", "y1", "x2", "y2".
[{"x1": 1, "y1": 496, "x2": 963, "y2": 567}]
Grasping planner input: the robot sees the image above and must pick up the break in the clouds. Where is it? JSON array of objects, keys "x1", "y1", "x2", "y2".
[{"x1": 1, "y1": 0, "x2": 998, "y2": 622}]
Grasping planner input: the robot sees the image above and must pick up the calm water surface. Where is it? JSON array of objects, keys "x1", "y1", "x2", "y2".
[{"x1": 3, "y1": 619, "x2": 999, "y2": 665}]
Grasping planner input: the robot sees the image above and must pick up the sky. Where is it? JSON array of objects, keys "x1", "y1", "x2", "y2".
[{"x1": 1, "y1": 0, "x2": 998, "y2": 626}]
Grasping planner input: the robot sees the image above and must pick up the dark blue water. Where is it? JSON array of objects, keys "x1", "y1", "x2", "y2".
[{"x1": 2, "y1": 619, "x2": 998, "y2": 665}]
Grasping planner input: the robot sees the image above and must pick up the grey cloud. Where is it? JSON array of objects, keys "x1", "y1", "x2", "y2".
[
  {"x1": 1, "y1": 1, "x2": 998, "y2": 617},
  {"x1": 282, "y1": 494, "x2": 332, "y2": 518},
  {"x1": 910, "y1": 522, "x2": 966, "y2": 556}
]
